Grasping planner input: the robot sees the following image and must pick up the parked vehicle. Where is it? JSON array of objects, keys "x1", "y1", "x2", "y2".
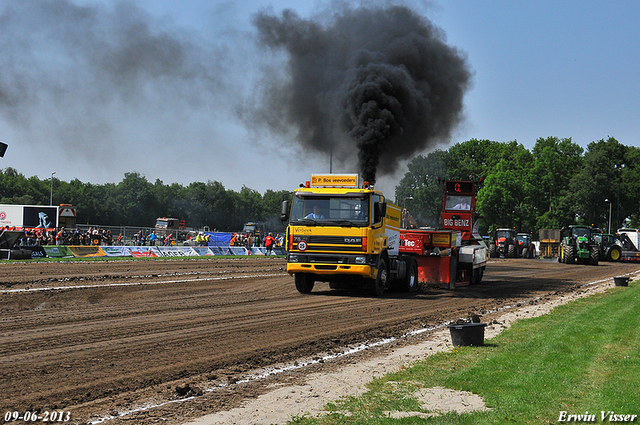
[
  {"x1": 559, "y1": 225, "x2": 599, "y2": 265},
  {"x1": 0, "y1": 204, "x2": 77, "y2": 230},
  {"x1": 516, "y1": 232, "x2": 536, "y2": 258},
  {"x1": 593, "y1": 233, "x2": 623, "y2": 262},
  {"x1": 593, "y1": 228, "x2": 640, "y2": 262},
  {"x1": 539, "y1": 229, "x2": 561, "y2": 258},
  {"x1": 489, "y1": 228, "x2": 525, "y2": 258}
]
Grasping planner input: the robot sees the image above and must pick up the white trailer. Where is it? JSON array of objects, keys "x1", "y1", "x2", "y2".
[
  {"x1": 617, "y1": 228, "x2": 640, "y2": 262},
  {"x1": 0, "y1": 204, "x2": 77, "y2": 230}
]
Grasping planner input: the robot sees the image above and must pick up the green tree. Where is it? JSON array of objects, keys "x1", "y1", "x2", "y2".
[
  {"x1": 530, "y1": 137, "x2": 583, "y2": 230},
  {"x1": 395, "y1": 150, "x2": 449, "y2": 228},
  {"x1": 563, "y1": 137, "x2": 625, "y2": 229},
  {"x1": 476, "y1": 142, "x2": 534, "y2": 233},
  {"x1": 236, "y1": 186, "x2": 262, "y2": 227},
  {"x1": 203, "y1": 181, "x2": 235, "y2": 231},
  {"x1": 445, "y1": 138, "x2": 507, "y2": 181},
  {"x1": 0, "y1": 167, "x2": 32, "y2": 203},
  {"x1": 114, "y1": 172, "x2": 157, "y2": 226},
  {"x1": 261, "y1": 189, "x2": 291, "y2": 233}
]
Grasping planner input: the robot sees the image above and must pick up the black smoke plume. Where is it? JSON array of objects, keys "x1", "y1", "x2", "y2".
[
  {"x1": 253, "y1": 5, "x2": 471, "y2": 184},
  {"x1": 0, "y1": 0, "x2": 231, "y2": 168}
]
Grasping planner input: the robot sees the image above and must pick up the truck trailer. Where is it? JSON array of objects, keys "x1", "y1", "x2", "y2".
[{"x1": 0, "y1": 204, "x2": 76, "y2": 230}]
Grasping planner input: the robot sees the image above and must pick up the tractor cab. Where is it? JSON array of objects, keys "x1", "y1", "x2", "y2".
[
  {"x1": 593, "y1": 233, "x2": 622, "y2": 262},
  {"x1": 489, "y1": 228, "x2": 517, "y2": 258},
  {"x1": 516, "y1": 232, "x2": 535, "y2": 258}
]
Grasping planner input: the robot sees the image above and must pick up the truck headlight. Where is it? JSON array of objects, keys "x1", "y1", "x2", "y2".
[
  {"x1": 289, "y1": 255, "x2": 298, "y2": 262},
  {"x1": 355, "y1": 256, "x2": 366, "y2": 264}
]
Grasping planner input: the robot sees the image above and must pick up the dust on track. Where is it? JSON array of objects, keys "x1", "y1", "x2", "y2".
[{"x1": 1, "y1": 257, "x2": 638, "y2": 424}]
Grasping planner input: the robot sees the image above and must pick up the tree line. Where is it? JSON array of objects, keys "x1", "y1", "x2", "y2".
[
  {"x1": 0, "y1": 170, "x2": 291, "y2": 233},
  {"x1": 394, "y1": 136, "x2": 640, "y2": 236},
  {"x1": 2, "y1": 136, "x2": 638, "y2": 237}
]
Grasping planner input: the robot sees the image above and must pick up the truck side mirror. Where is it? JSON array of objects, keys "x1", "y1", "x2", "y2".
[
  {"x1": 280, "y1": 200, "x2": 290, "y2": 222},
  {"x1": 374, "y1": 202, "x2": 387, "y2": 223}
]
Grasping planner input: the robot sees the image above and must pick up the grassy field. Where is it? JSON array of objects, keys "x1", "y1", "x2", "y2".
[{"x1": 290, "y1": 280, "x2": 640, "y2": 424}]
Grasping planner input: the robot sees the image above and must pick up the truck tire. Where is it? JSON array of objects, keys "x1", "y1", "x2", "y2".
[
  {"x1": 372, "y1": 259, "x2": 388, "y2": 297},
  {"x1": 404, "y1": 258, "x2": 419, "y2": 293},
  {"x1": 470, "y1": 266, "x2": 483, "y2": 285},
  {"x1": 565, "y1": 245, "x2": 575, "y2": 264},
  {"x1": 507, "y1": 243, "x2": 516, "y2": 258},
  {"x1": 294, "y1": 273, "x2": 314, "y2": 293},
  {"x1": 589, "y1": 246, "x2": 599, "y2": 266},
  {"x1": 489, "y1": 244, "x2": 497, "y2": 258},
  {"x1": 607, "y1": 246, "x2": 622, "y2": 261},
  {"x1": 477, "y1": 267, "x2": 485, "y2": 284}
]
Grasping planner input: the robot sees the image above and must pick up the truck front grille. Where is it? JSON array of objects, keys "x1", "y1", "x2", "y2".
[{"x1": 291, "y1": 235, "x2": 363, "y2": 254}]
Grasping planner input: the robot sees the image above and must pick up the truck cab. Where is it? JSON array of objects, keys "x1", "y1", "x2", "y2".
[
  {"x1": 242, "y1": 222, "x2": 266, "y2": 246},
  {"x1": 282, "y1": 174, "x2": 405, "y2": 296}
]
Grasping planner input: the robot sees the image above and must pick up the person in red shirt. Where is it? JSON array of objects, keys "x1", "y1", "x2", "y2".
[{"x1": 264, "y1": 233, "x2": 276, "y2": 255}]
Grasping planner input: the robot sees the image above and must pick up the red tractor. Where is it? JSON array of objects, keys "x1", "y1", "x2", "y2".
[
  {"x1": 516, "y1": 232, "x2": 536, "y2": 258},
  {"x1": 489, "y1": 228, "x2": 528, "y2": 258}
]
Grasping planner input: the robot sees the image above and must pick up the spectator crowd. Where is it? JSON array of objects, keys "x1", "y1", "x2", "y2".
[
  {"x1": 1, "y1": 226, "x2": 285, "y2": 250},
  {"x1": 0, "y1": 227, "x2": 117, "y2": 246}
]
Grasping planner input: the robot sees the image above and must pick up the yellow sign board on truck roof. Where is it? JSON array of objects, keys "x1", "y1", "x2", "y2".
[{"x1": 310, "y1": 174, "x2": 359, "y2": 188}]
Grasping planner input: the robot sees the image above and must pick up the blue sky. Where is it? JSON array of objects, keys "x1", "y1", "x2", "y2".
[{"x1": 1, "y1": 0, "x2": 638, "y2": 197}]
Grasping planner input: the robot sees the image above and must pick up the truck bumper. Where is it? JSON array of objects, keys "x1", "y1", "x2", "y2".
[
  {"x1": 459, "y1": 245, "x2": 488, "y2": 268},
  {"x1": 286, "y1": 253, "x2": 376, "y2": 278},
  {"x1": 287, "y1": 262, "x2": 373, "y2": 277}
]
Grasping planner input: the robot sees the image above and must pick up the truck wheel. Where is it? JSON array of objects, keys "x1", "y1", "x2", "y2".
[
  {"x1": 607, "y1": 246, "x2": 621, "y2": 261},
  {"x1": 372, "y1": 259, "x2": 388, "y2": 297},
  {"x1": 565, "y1": 245, "x2": 575, "y2": 264},
  {"x1": 294, "y1": 273, "x2": 314, "y2": 293},
  {"x1": 507, "y1": 243, "x2": 516, "y2": 258},
  {"x1": 489, "y1": 244, "x2": 497, "y2": 258},
  {"x1": 472, "y1": 267, "x2": 485, "y2": 285},
  {"x1": 589, "y1": 246, "x2": 599, "y2": 266},
  {"x1": 470, "y1": 267, "x2": 480, "y2": 285},
  {"x1": 404, "y1": 258, "x2": 419, "y2": 293}
]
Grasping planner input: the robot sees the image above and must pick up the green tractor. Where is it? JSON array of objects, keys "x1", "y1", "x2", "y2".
[
  {"x1": 593, "y1": 233, "x2": 623, "y2": 262},
  {"x1": 559, "y1": 225, "x2": 599, "y2": 265}
]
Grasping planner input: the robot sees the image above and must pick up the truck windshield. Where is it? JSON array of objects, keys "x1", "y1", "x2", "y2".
[
  {"x1": 290, "y1": 196, "x2": 369, "y2": 226},
  {"x1": 445, "y1": 195, "x2": 471, "y2": 210}
]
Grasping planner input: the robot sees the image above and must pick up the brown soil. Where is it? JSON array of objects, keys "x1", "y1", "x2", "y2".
[{"x1": 1, "y1": 257, "x2": 638, "y2": 424}]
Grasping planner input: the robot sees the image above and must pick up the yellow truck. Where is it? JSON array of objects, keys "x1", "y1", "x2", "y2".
[{"x1": 281, "y1": 174, "x2": 416, "y2": 296}]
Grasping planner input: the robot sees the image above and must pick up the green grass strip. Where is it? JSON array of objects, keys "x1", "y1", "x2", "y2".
[{"x1": 290, "y1": 281, "x2": 640, "y2": 424}]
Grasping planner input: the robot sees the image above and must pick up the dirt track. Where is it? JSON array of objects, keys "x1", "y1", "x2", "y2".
[{"x1": 1, "y1": 257, "x2": 639, "y2": 424}]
